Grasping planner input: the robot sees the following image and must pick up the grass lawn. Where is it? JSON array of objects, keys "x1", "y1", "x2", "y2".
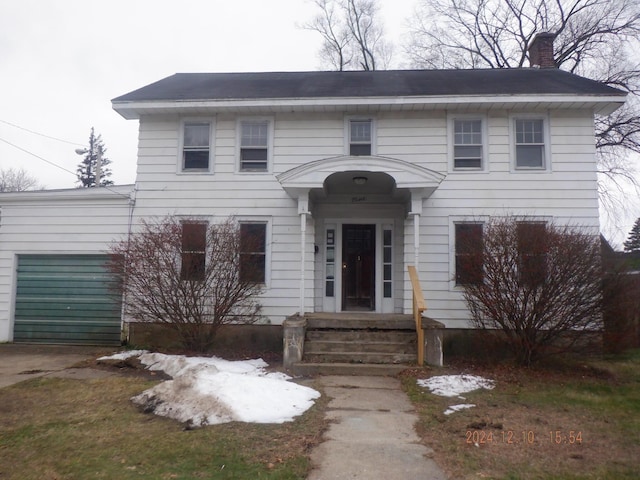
[
  {"x1": 403, "y1": 349, "x2": 640, "y2": 480},
  {"x1": 0, "y1": 369, "x2": 328, "y2": 480}
]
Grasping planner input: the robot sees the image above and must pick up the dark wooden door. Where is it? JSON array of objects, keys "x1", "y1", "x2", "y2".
[{"x1": 342, "y1": 224, "x2": 375, "y2": 310}]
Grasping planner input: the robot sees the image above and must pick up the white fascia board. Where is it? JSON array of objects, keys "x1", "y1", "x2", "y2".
[
  {"x1": 0, "y1": 185, "x2": 135, "y2": 203},
  {"x1": 112, "y1": 94, "x2": 626, "y2": 119}
]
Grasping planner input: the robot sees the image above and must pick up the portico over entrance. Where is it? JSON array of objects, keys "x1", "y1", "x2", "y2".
[{"x1": 277, "y1": 155, "x2": 445, "y2": 316}]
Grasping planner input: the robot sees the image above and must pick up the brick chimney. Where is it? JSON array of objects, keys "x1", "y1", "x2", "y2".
[{"x1": 528, "y1": 33, "x2": 556, "y2": 68}]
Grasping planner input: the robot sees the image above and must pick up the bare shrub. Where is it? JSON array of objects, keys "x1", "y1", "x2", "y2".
[
  {"x1": 108, "y1": 216, "x2": 263, "y2": 352},
  {"x1": 459, "y1": 217, "x2": 603, "y2": 365}
]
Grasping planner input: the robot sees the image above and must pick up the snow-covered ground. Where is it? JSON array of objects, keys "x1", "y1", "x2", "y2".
[
  {"x1": 98, "y1": 351, "x2": 320, "y2": 427},
  {"x1": 418, "y1": 374, "x2": 495, "y2": 416},
  {"x1": 98, "y1": 351, "x2": 495, "y2": 425}
]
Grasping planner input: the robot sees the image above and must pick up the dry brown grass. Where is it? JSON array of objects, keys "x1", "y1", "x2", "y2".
[{"x1": 402, "y1": 351, "x2": 640, "y2": 479}]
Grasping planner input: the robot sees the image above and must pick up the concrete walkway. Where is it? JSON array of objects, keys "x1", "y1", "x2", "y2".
[
  {"x1": 307, "y1": 375, "x2": 448, "y2": 480},
  {"x1": 0, "y1": 344, "x2": 114, "y2": 389}
]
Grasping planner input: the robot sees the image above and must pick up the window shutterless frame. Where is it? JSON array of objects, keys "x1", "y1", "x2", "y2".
[
  {"x1": 180, "y1": 120, "x2": 213, "y2": 172},
  {"x1": 346, "y1": 117, "x2": 375, "y2": 156},
  {"x1": 513, "y1": 117, "x2": 548, "y2": 169},
  {"x1": 453, "y1": 119, "x2": 483, "y2": 169},
  {"x1": 238, "y1": 118, "x2": 272, "y2": 172}
]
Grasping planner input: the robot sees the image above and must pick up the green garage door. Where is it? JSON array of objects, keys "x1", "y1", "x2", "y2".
[{"x1": 14, "y1": 254, "x2": 122, "y2": 345}]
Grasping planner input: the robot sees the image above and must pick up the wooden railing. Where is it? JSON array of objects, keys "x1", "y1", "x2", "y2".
[{"x1": 408, "y1": 265, "x2": 426, "y2": 366}]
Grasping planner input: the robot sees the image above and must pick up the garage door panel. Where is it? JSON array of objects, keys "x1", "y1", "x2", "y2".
[{"x1": 14, "y1": 255, "x2": 122, "y2": 345}]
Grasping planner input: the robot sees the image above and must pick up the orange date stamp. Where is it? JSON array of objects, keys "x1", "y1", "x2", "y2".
[{"x1": 465, "y1": 430, "x2": 583, "y2": 445}]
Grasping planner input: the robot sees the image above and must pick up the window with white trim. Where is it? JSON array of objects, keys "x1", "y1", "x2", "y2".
[
  {"x1": 182, "y1": 122, "x2": 211, "y2": 171},
  {"x1": 515, "y1": 118, "x2": 545, "y2": 168},
  {"x1": 349, "y1": 119, "x2": 372, "y2": 156},
  {"x1": 453, "y1": 119, "x2": 483, "y2": 169},
  {"x1": 240, "y1": 120, "x2": 269, "y2": 171}
]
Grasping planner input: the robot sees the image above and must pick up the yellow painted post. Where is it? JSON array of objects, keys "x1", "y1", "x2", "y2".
[{"x1": 408, "y1": 265, "x2": 426, "y2": 366}]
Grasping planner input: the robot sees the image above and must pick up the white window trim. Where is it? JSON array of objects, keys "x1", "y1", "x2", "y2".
[
  {"x1": 344, "y1": 116, "x2": 376, "y2": 156},
  {"x1": 236, "y1": 216, "x2": 272, "y2": 288},
  {"x1": 448, "y1": 113, "x2": 488, "y2": 172},
  {"x1": 448, "y1": 216, "x2": 489, "y2": 291},
  {"x1": 177, "y1": 118, "x2": 215, "y2": 174},
  {"x1": 510, "y1": 113, "x2": 551, "y2": 172},
  {"x1": 236, "y1": 117, "x2": 274, "y2": 174}
]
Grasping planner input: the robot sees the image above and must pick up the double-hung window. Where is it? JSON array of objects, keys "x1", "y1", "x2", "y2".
[
  {"x1": 515, "y1": 119, "x2": 545, "y2": 168},
  {"x1": 455, "y1": 223, "x2": 483, "y2": 285},
  {"x1": 453, "y1": 119, "x2": 483, "y2": 169},
  {"x1": 239, "y1": 222, "x2": 267, "y2": 283},
  {"x1": 182, "y1": 122, "x2": 211, "y2": 171},
  {"x1": 240, "y1": 120, "x2": 269, "y2": 171},
  {"x1": 349, "y1": 119, "x2": 372, "y2": 156},
  {"x1": 181, "y1": 222, "x2": 207, "y2": 281}
]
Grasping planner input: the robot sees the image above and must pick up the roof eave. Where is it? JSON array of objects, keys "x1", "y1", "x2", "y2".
[{"x1": 112, "y1": 94, "x2": 626, "y2": 119}]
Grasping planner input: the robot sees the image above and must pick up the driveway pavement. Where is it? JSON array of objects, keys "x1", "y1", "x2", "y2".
[
  {"x1": 0, "y1": 344, "x2": 115, "y2": 388},
  {"x1": 307, "y1": 375, "x2": 448, "y2": 480}
]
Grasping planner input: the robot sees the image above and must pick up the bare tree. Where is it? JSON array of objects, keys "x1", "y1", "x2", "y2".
[
  {"x1": 108, "y1": 216, "x2": 263, "y2": 352},
  {"x1": 0, "y1": 167, "x2": 44, "y2": 192},
  {"x1": 458, "y1": 217, "x2": 603, "y2": 365},
  {"x1": 304, "y1": 0, "x2": 392, "y2": 70},
  {"x1": 406, "y1": 0, "x2": 640, "y2": 226}
]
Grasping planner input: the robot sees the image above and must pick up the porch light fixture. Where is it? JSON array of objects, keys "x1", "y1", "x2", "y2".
[{"x1": 352, "y1": 176, "x2": 368, "y2": 185}]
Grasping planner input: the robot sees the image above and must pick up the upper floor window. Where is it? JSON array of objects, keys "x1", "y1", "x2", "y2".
[
  {"x1": 515, "y1": 118, "x2": 545, "y2": 169},
  {"x1": 453, "y1": 119, "x2": 483, "y2": 169},
  {"x1": 455, "y1": 223, "x2": 483, "y2": 286},
  {"x1": 182, "y1": 122, "x2": 211, "y2": 171},
  {"x1": 239, "y1": 222, "x2": 267, "y2": 283},
  {"x1": 240, "y1": 120, "x2": 269, "y2": 172},
  {"x1": 349, "y1": 119, "x2": 372, "y2": 156},
  {"x1": 181, "y1": 222, "x2": 207, "y2": 281}
]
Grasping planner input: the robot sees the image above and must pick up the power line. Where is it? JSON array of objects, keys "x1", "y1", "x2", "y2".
[
  {"x1": 0, "y1": 119, "x2": 85, "y2": 147},
  {"x1": 0, "y1": 136, "x2": 132, "y2": 199},
  {"x1": 0, "y1": 136, "x2": 77, "y2": 177}
]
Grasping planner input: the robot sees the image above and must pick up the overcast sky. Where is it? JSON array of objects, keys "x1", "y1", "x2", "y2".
[
  {"x1": 0, "y1": 0, "x2": 414, "y2": 190},
  {"x1": 0, "y1": 0, "x2": 637, "y2": 246}
]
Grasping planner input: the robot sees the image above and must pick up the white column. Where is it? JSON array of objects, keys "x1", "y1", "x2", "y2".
[
  {"x1": 299, "y1": 212, "x2": 307, "y2": 315},
  {"x1": 409, "y1": 189, "x2": 424, "y2": 269},
  {"x1": 297, "y1": 191, "x2": 310, "y2": 316},
  {"x1": 413, "y1": 213, "x2": 420, "y2": 268}
]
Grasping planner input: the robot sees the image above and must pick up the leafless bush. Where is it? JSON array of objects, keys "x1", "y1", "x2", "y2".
[
  {"x1": 459, "y1": 217, "x2": 603, "y2": 365},
  {"x1": 108, "y1": 216, "x2": 263, "y2": 352}
]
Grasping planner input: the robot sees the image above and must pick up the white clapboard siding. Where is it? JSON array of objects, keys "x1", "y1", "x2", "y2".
[
  {"x1": 92, "y1": 110, "x2": 613, "y2": 330},
  {"x1": 0, "y1": 188, "x2": 134, "y2": 341}
]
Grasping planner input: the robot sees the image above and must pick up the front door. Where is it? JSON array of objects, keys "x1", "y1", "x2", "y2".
[{"x1": 342, "y1": 224, "x2": 375, "y2": 311}]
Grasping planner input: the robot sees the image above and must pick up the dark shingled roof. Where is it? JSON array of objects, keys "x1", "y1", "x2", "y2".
[{"x1": 112, "y1": 69, "x2": 624, "y2": 103}]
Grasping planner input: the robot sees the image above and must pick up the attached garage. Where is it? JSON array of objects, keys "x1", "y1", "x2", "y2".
[{"x1": 13, "y1": 254, "x2": 122, "y2": 345}]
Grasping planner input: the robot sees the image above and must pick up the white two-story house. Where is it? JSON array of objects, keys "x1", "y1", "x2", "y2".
[{"x1": 0, "y1": 35, "x2": 626, "y2": 349}]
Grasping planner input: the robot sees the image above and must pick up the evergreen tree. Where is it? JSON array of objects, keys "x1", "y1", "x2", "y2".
[
  {"x1": 623, "y1": 218, "x2": 640, "y2": 253},
  {"x1": 76, "y1": 127, "x2": 113, "y2": 187}
]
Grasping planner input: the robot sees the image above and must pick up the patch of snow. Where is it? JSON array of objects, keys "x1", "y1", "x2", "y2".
[
  {"x1": 417, "y1": 374, "x2": 495, "y2": 398},
  {"x1": 418, "y1": 374, "x2": 495, "y2": 416},
  {"x1": 113, "y1": 352, "x2": 319, "y2": 427},
  {"x1": 444, "y1": 404, "x2": 476, "y2": 415},
  {"x1": 98, "y1": 350, "x2": 149, "y2": 361}
]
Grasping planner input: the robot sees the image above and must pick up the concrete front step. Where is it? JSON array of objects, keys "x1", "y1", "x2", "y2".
[
  {"x1": 290, "y1": 362, "x2": 413, "y2": 377},
  {"x1": 303, "y1": 351, "x2": 417, "y2": 364},
  {"x1": 305, "y1": 313, "x2": 415, "y2": 330},
  {"x1": 306, "y1": 329, "x2": 416, "y2": 342},
  {"x1": 305, "y1": 340, "x2": 416, "y2": 355}
]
